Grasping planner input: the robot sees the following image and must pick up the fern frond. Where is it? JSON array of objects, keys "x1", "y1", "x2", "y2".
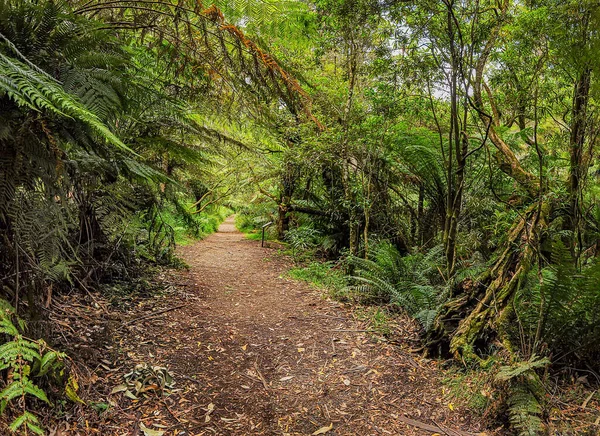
[
  {"x1": 8, "y1": 410, "x2": 43, "y2": 434},
  {"x1": 496, "y1": 355, "x2": 550, "y2": 382},
  {"x1": 0, "y1": 51, "x2": 132, "y2": 153},
  {"x1": 347, "y1": 241, "x2": 447, "y2": 330}
]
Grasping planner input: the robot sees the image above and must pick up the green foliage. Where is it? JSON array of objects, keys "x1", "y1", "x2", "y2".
[
  {"x1": 496, "y1": 355, "x2": 550, "y2": 436},
  {"x1": 514, "y1": 240, "x2": 600, "y2": 368},
  {"x1": 0, "y1": 0, "x2": 316, "y2": 427},
  {"x1": 159, "y1": 201, "x2": 230, "y2": 247},
  {"x1": 0, "y1": 49, "x2": 130, "y2": 153},
  {"x1": 347, "y1": 242, "x2": 448, "y2": 330},
  {"x1": 235, "y1": 202, "x2": 276, "y2": 234},
  {"x1": 443, "y1": 367, "x2": 494, "y2": 416},
  {"x1": 286, "y1": 226, "x2": 322, "y2": 252},
  {"x1": 288, "y1": 261, "x2": 346, "y2": 293},
  {"x1": 0, "y1": 299, "x2": 66, "y2": 434},
  {"x1": 284, "y1": 225, "x2": 338, "y2": 262},
  {"x1": 2, "y1": 0, "x2": 600, "y2": 434},
  {"x1": 496, "y1": 355, "x2": 550, "y2": 383}
]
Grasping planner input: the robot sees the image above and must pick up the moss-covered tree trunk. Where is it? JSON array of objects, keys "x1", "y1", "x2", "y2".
[{"x1": 429, "y1": 201, "x2": 550, "y2": 358}]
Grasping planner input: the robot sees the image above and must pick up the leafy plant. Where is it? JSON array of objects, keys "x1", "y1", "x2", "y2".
[
  {"x1": 285, "y1": 226, "x2": 322, "y2": 261},
  {"x1": 514, "y1": 240, "x2": 600, "y2": 368},
  {"x1": 496, "y1": 355, "x2": 550, "y2": 436},
  {"x1": 288, "y1": 261, "x2": 346, "y2": 293},
  {"x1": 0, "y1": 299, "x2": 66, "y2": 434},
  {"x1": 347, "y1": 242, "x2": 448, "y2": 330},
  {"x1": 235, "y1": 202, "x2": 276, "y2": 234}
]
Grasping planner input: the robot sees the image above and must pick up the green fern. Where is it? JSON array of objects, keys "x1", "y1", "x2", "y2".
[
  {"x1": 496, "y1": 355, "x2": 550, "y2": 382},
  {"x1": 496, "y1": 355, "x2": 549, "y2": 436},
  {"x1": 347, "y1": 242, "x2": 448, "y2": 330},
  {"x1": 514, "y1": 239, "x2": 600, "y2": 367},
  {"x1": 8, "y1": 411, "x2": 44, "y2": 435},
  {"x1": 505, "y1": 383, "x2": 544, "y2": 436},
  {"x1": 0, "y1": 52, "x2": 132, "y2": 154},
  {"x1": 0, "y1": 299, "x2": 65, "y2": 434}
]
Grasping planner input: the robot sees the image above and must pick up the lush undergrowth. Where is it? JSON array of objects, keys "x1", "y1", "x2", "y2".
[
  {"x1": 164, "y1": 205, "x2": 231, "y2": 246},
  {"x1": 288, "y1": 261, "x2": 346, "y2": 294},
  {"x1": 234, "y1": 202, "x2": 276, "y2": 231},
  {"x1": 250, "y1": 210, "x2": 600, "y2": 435},
  {"x1": 235, "y1": 203, "x2": 278, "y2": 241},
  {"x1": 3, "y1": 0, "x2": 600, "y2": 434}
]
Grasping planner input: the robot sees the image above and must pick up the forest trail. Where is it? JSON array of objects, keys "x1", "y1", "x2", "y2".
[{"x1": 113, "y1": 217, "x2": 485, "y2": 435}]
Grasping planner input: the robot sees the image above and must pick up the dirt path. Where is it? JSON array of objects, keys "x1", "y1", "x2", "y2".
[{"x1": 107, "y1": 217, "x2": 486, "y2": 435}]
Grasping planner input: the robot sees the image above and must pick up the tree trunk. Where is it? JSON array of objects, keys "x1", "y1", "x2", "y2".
[
  {"x1": 340, "y1": 40, "x2": 359, "y2": 255},
  {"x1": 429, "y1": 201, "x2": 550, "y2": 358},
  {"x1": 417, "y1": 183, "x2": 425, "y2": 245},
  {"x1": 568, "y1": 67, "x2": 592, "y2": 260},
  {"x1": 442, "y1": 3, "x2": 466, "y2": 276},
  {"x1": 277, "y1": 203, "x2": 289, "y2": 240}
]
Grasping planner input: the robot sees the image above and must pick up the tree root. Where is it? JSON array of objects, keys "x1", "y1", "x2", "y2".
[{"x1": 428, "y1": 201, "x2": 550, "y2": 361}]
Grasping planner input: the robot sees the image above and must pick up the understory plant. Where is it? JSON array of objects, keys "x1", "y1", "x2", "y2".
[
  {"x1": 513, "y1": 241, "x2": 600, "y2": 370},
  {"x1": 235, "y1": 202, "x2": 277, "y2": 234},
  {"x1": 495, "y1": 355, "x2": 550, "y2": 436},
  {"x1": 0, "y1": 299, "x2": 69, "y2": 434},
  {"x1": 346, "y1": 242, "x2": 449, "y2": 330}
]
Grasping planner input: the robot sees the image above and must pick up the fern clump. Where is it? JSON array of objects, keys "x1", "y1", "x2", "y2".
[
  {"x1": 347, "y1": 242, "x2": 449, "y2": 330},
  {"x1": 514, "y1": 240, "x2": 600, "y2": 369},
  {"x1": 0, "y1": 299, "x2": 66, "y2": 435},
  {"x1": 495, "y1": 355, "x2": 550, "y2": 436}
]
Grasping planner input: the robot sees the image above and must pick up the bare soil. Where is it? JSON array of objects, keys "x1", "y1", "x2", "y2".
[{"x1": 48, "y1": 217, "x2": 491, "y2": 435}]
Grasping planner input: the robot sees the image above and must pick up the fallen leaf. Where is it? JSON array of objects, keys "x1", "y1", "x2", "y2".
[
  {"x1": 110, "y1": 384, "x2": 128, "y2": 394},
  {"x1": 124, "y1": 390, "x2": 138, "y2": 400},
  {"x1": 312, "y1": 423, "x2": 333, "y2": 435},
  {"x1": 139, "y1": 423, "x2": 165, "y2": 436},
  {"x1": 205, "y1": 402, "x2": 215, "y2": 422},
  {"x1": 65, "y1": 374, "x2": 85, "y2": 404},
  {"x1": 280, "y1": 376, "x2": 295, "y2": 382}
]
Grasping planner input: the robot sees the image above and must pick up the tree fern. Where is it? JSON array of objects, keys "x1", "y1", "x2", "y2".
[{"x1": 0, "y1": 52, "x2": 132, "y2": 153}]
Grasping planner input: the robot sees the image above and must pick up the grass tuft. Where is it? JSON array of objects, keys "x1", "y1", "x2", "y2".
[{"x1": 287, "y1": 261, "x2": 346, "y2": 294}]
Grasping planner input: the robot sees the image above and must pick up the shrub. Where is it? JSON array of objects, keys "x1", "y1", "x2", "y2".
[{"x1": 235, "y1": 202, "x2": 276, "y2": 233}]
